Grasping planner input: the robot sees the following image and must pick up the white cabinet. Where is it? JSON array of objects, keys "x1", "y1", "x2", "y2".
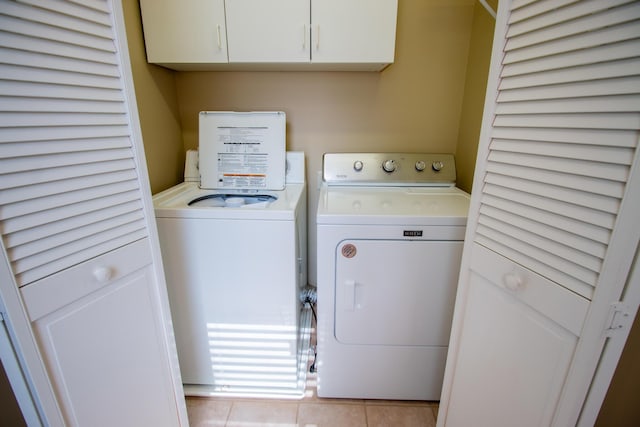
[
  {"x1": 140, "y1": 0, "x2": 398, "y2": 71},
  {"x1": 20, "y1": 241, "x2": 180, "y2": 427},
  {"x1": 140, "y1": 0, "x2": 228, "y2": 65}
]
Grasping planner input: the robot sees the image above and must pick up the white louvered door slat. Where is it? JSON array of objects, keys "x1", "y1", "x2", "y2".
[
  {"x1": 0, "y1": 15, "x2": 116, "y2": 53},
  {"x1": 481, "y1": 194, "x2": 611, "y2": 244},
  {"x1": 487, "y1": 151, "x2": 630, "y2": 182},
  {"x1": 494, "y1": 94, "x2": 640, "y2": 114},
  {"x1": 0, "y1": 96, "x2": 128, "y2": 113},
  {"x1": 0, "y1": 31, "x2": 117, "y2": 64},
  {"x1": 493, "y1": 112, "x2": 639, "y2": 129},
  {"x1": 500, "y1": 58, "x2": 640, "y2": 90},
  {"x1": 4, "y1": 200, "x2": 143, "y2": 248},
  {"x1": 0, "y1": 125, "x2": 131, "y2": 143},
  {"x1": 475, "y1": 0, "x2": 640, "y2": 300},
  {"x1": 507, "y1": 0, "x2": 640, "y2": 46},
  {"x1": 0, "y1": 137, "x2": 132, "y2": 156},
  {"x1": 0, "y1": 44, "x2": 119, "y2": 74},
  {"x1": 490, "y1": 139, "x2": 636, "y2": 164},
  {"x1": 2, "y1": 170, "x2": 139, "y2": 206},
  {"x1": 0, "y1": 80, "x2": 125, "y2": 100},
  {"x1": 1, "y1": 190, "x2": 142, "y2": 235},
  {"x1": 491, "y1": 127, "x2": 638, "y2": 147},
  {"x1": 2, "y1": 159, "x2": 136, "y2": 189},
  {"x1": 509, "y1": 0, "x2": 637, "y2": 34},
  {"x1": 483, "y1": 184, "x2": 617, "y2": 230},
  {"x1": 484, "y1": 174, "x2": 621, "y2": 214},
  {"x1": 0, "y1": 1, "x2": 149, "y2": 287},
  {"x1": 479, "y1": 205, "x2": 607, "y2": 258},
  {"x1": 505, "y1": 21, "x2": 640, "y2": 65},
  {"x1": 0, "y1": 1, "x2": 113, "y2": 35},
  {"x1": 16, "y1": 210, "x2": 144, "y2": 259},
  {"x1": 501, "y1": 41, "x2": 640, "y2": 78},
  {"x1": 0, "y1": 148, "x2": 135, "y2": 175}
]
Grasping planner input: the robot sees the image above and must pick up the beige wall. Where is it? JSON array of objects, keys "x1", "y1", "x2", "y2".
[
  {"x1": 454, "y1": 0, "x2": 497, "y2": 193},
  {"x1": 174, "y1": 0, "x2": 478, "y2": 283},
  {"x1": 122, "y1": 0, "x2": 184, "y2": 194}
]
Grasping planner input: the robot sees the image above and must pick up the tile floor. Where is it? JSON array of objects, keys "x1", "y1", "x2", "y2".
[
  {"x1": 185, "y1": 311, "x2": 439, "y2": 426},
  {"x1": 186, "y1": 376, "x2": 439, "y2": 427},
  {"x1": 185, "y1": 350, "x2": 439, "y2": 425}
]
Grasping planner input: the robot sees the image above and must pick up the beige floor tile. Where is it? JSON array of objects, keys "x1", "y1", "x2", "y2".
[
  {"x1": 366, "y1": 404, "x2": 436, "y2": 427},
  {"x1": 297, "y1": 402, "x2": 367, "y2": 427},
  {"x1": 186, "y1": 397, "x2": 232, "y2": 427},
  {"x1": 226, "y1": 400, "x2": 299, "y2": 427}
]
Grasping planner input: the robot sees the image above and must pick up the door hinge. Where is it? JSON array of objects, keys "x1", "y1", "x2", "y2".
[{"x1": 605, "y1": 302, "x2": 633, "y2": 337}]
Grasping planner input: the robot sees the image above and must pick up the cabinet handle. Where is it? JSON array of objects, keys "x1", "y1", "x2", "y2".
[
  {"x1": 503, "y1": 273, "x2": 523, "y2": 291},
  {"x1": 216, "y1": 24, "x2": 221, "y2": 50},
  {"x1": 302, "y1": 24, "x2": 307, "y2": 49},
  {"x1": 93, "y1": 266, "x2": 113, "y2": 283},
  {"x1": 316, "y1": 24, "x2": 320, "y2": 50}
]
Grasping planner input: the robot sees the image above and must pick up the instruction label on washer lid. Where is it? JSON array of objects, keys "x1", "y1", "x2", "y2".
[
  {"x1": 217, "y1": 126, "x2": 269, "y2": 188},
  {"x1": 199, "y1": 111, "x2": 286, "y2": 190}
]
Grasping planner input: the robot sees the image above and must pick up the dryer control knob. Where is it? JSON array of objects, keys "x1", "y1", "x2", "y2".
[
  {"x1": 382, "y1": 159, "x2": 397, "y2": 173},
  {"x1": 415, "y1": 160, "x2": 426, "y2": 171},
  {"x1": 432, "y1": 161, "x2": 444, "y2": 172},
  {"x1": 353, "y1": 160, "x2": 364, "y2": 172}
]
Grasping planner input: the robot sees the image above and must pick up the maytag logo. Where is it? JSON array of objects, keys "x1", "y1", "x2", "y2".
[{"x1": 404, "y1": 230, "x2": 423, "y2": 237}]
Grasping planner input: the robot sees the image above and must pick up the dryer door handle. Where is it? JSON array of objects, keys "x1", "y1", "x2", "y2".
[{"x1": 344, "y1": 280, "x2": 356, "y2": 311}]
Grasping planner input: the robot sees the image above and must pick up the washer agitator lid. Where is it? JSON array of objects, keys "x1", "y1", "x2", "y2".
[{"x1": 188, "y1": 193, "x2": 277, "y2": 208}]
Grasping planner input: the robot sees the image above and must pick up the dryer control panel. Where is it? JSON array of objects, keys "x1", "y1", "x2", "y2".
[{"x1": 322, "y1": 153, "x2": 457, "y2": 186}]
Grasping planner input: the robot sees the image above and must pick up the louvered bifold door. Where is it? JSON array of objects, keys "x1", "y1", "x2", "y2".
[
  {"x1": 475, "y1": 0, "x2": 640, "y2": 300},
  {"x1": 0, "y1": 1, "x2": 149, "y2": 287}
]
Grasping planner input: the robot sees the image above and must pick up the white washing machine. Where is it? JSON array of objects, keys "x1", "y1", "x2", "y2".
[
  {"x1": 316, "y1": 153, "x2": 469, "y2": 400},
  {"x1": 153, "y1": 112, "x2": 308, "y2": 398}
]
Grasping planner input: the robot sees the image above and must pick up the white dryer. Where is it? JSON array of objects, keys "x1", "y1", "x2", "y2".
[
  {"x1": 316, "y1": 153, "x2": 469, "y2": 400},
  {"x1": 154, "y1": 112, "x2": 308, "y2": 398}
]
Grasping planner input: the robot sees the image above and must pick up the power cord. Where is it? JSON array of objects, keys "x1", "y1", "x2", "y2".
[{"x1": 300, "y1": 287, "x2": 318, "y2": 374}]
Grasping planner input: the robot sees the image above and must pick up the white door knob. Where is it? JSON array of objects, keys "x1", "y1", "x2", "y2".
[
  {"x1": 93, "y1": 266, "x2": 113, "y2": 283},
  {"x1": 503, "y1": 273, "x2": 523, "y2": 291}
]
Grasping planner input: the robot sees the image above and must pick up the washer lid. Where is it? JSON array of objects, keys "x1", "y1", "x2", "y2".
[
  {"x1": 199, "y1": 111, "x2": 286, "y2": 191},
  {"x1": 317, "y1": 185, "x2": 470, "y2": 226}
]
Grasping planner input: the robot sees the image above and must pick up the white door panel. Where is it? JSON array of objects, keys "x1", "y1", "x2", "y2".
[
  {"x1": 335, "y1": 240, "x2": 462, "y2": 346},
  {"x1": 446, "y1": 267, "x2": 578, "y2": 427}
]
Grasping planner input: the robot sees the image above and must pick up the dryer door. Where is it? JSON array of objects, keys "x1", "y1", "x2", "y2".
[{"x1": 334, "y1": 239, "x2": 462, "y2": 346}]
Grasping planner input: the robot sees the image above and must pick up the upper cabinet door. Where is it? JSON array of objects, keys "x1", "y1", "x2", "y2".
[
  {"x1": 226, "y1": 0, "x2": 310, "y2": 63},
  {"x1": 140, "y1": 0, "x2": 228, "y2": 64},
  {"x1": 311, "y1": 0, "x2": 397, "y2": 65}
]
